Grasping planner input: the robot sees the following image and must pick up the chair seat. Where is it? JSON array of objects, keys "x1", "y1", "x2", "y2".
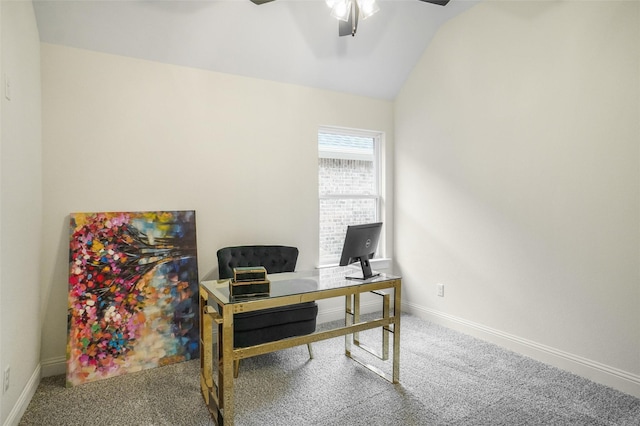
[
  {"x1": 234, "y1": 301, "x2": 318, "y2": 332},
  {"x1": 234, "y1": 302, "x2": 318, "y2": 348}
]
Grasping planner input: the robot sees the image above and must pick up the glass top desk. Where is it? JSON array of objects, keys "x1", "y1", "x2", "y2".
[{"x1": 199, "y1": 266, "x2": 402, "y2": 426}]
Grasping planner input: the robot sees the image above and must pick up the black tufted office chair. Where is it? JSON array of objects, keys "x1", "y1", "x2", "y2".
[{"x1": 217, "y1": 245, "x2": 318, "y2": 377}]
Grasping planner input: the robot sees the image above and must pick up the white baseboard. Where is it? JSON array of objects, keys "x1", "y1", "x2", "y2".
[
  {"x1": 3, "y1": 364, "x2": 40, "y2": 426},
  {"x1": 41, "y1": 356, "x2": 66, "y2": 378},
  {"x1": 404, "y1": 302, "x2": 640, "y2": 399}
]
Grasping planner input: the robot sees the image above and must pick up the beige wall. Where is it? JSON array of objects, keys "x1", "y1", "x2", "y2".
[
  {"x1": 39, "y1": 44, "x2": 394, "y2": 370},
  {"x1": 1, "y1": 1, "x2": 43, "y2": 424},
  {"x1": 5, "y1": 1, "x2": 639, "y2": 421},
  {"x1": 395, "y1": 0, "x2": 639, "y2": 396}
]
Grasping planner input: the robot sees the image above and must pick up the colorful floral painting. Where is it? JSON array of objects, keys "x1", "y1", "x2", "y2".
[{"x1": 67, "y1": 211, "x2": 199, "y2": 386}]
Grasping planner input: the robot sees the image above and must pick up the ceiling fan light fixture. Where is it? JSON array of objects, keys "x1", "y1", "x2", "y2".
[
  {"x1": 329, "y1": 0, "x2": 352, "y2": 22},
  {"x1": 357, "y1": 0, "x2": 379, "y2": 19},
  {"x1": 258, "y1": 0, "x2": 450, "y2": 38}
]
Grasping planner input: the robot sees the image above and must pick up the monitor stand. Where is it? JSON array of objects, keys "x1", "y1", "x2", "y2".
[{"x1": 345, "y1": 257, "x2": 380, "y2": 281}]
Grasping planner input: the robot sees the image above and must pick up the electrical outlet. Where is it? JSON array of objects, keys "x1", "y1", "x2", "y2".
[
  {"x1": 4, "y1": 74, "x2": 11, "y2": 101},
  {"x1": 3, "y1": 366, "x2": 10, "y2": 393},
  {"x1": 437, "y1": 283, "x2": 445, "y2": 297}
]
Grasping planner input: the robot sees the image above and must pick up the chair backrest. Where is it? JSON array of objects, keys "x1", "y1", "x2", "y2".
[{"x1": 217, "y1": 245, "x2": 299, "y2": 279}]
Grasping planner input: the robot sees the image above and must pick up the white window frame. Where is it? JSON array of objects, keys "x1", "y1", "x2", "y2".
[{"x1": 318, "y1": 126, "x2": 383, "y2": 266}]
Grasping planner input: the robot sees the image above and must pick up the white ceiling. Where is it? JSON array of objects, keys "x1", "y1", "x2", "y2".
[{"x1": 33, "y1": 0, "x2": 479, "y2": 100}]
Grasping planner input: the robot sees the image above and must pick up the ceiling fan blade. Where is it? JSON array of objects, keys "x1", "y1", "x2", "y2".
[
  {"x1": 338, "y1": 18, "x2": 353, "y2": 37},
  {"x1": 339, "y1": 1, "x2": 359, "y2": 37},
  {"x1": 250, "y1": 0, "x2": 276, "y2": 4},
  {"x1": 417, "y1": 0, "x2": 451, "y2": 5}
]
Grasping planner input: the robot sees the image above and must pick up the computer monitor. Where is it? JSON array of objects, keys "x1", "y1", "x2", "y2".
[{"x1": 339, "y1": 222, "x2": 383, "y2": 280}]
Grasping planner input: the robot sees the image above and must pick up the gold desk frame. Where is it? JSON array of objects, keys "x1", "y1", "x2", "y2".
[{"x1": 199, "y1": 271, "x2": 401, "y2": 426}]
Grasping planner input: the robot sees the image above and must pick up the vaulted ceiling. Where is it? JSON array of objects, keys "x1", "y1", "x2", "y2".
[{"x1": 33, "y1": 0, "x2": 479, "y2": 100}]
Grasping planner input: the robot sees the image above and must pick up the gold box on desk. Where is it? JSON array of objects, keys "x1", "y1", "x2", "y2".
[
  {"x1": 230, "y1": 266, "x2": 270, "y2": 297},
  {"x1": 233, "y1": 266, "x2": 267, "y2": 282}
]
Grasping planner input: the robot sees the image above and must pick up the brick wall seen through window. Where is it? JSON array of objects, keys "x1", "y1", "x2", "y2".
[{"x1": 319, "y1": 130, "x2": 380, "y2": 265}]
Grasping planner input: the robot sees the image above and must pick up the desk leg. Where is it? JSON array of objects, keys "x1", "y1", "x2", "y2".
[
  {"x1": 200, "y1": 291, "x2": 224, "y2": 425},
  {"x1": 344, "y1": 287, "x2": 399, "y2": 383},
  {"x1": 381, "y1": 293, "x2": 390, "y2": 361},
  {"x1": 220, "y1": 304, "x2": 235, "y2": 425},
  {"x1": 353, "y1": 293, "x2": 361, "y2": 345},
  {"x1": 350, "y1": 292, "x2": 390, "y2": 361},
  {"x1": 345, "y1": 295, "x2": 353, "y2": 357},
  {"x1": 392, "y1": 281, "x2": 401, "y2": 383},
  {"x1": 199, "y1": 291, "x2": 212, "y2": 405}
]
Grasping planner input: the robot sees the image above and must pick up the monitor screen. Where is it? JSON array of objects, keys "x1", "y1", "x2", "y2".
[{"x1": 339, "y1": 222, "x2": 382, "y2": 280}]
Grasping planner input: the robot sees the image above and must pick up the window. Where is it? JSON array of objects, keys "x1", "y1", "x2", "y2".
[{"x1": 318, "y1": 127, "x2": 382, "y2": 266}]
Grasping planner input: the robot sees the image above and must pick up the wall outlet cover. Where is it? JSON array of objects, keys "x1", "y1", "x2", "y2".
[{"x1": 3, "y1": 366, "x2": 10, "y2": 393}]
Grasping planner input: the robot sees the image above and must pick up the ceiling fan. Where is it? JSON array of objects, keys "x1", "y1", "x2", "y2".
[{"x1": 249, "y1": 0, "x2": 451, "y2": 37}]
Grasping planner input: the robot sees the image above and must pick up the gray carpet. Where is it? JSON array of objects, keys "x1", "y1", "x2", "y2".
[{"x1": 19, "y1": 314, "x2": 640, "y2": 425}]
